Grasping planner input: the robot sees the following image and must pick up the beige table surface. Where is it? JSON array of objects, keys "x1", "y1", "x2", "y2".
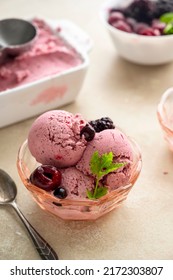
[{"x1": 0, "y1": 0, "x2": 173, "y2": 260}]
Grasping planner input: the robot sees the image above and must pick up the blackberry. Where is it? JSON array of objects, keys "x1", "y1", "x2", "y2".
[
  {"x1": 154, "y1": 0, "x2": 173, "y2": 18},
  {"x1": 80, "y1": 124, "x2": 95, "y2": 141},
  {"x1": 89, "y1": 117, "x2": 115, "y2": 133},
  {"x1": 124, "y1": 0, "x2": 155, "y2": 24}
]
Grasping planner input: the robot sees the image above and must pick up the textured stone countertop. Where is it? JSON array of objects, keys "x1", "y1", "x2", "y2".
[{"x1": 0, "y1": 0, "x2": 173, "y2": 260}]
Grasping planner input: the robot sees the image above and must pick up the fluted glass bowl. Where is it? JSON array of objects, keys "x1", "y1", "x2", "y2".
[
  {"x1": 157, "y1": 87, "x2": 173, "y2": 151},
  {"x1": 17, "y1": 138, "x2": 142, "y2": 220}
]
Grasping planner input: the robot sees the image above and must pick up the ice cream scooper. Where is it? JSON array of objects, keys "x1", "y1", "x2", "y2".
[{"x1": 0, "y1": 18, "x2": 37, "y2": 63}]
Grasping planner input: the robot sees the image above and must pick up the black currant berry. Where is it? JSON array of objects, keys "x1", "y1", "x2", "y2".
[{"x1": 53, "y1": 187, "x2": 67, "y2": 199}]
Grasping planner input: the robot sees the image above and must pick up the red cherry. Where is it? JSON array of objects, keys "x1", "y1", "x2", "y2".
[
  {"x1": 152, "y1": 20, "x2": 166, "y2": 34},
  {"x1": 108, "y1": 12, "x2": 125, "y2": 25},
  {"x1": 30, "y1": 165, "x2": 62, "y2": 191},
  {"x1": 138, "y1": 27, "x2": 160, "y2": 36},
  {"x1": 112, "y1": 20, "x2": 132, "y2": 33},
  {"x1": 134, "y1": 23, "x2": 149, "y2": 34},
  {"x1": 153, "y1": 29, "x2": 161, "y2": 36},
  {"x1": 126, "y1": 17, "x2": 137, "y2": 30}
]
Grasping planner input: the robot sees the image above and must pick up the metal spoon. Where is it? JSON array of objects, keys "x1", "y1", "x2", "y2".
[
  {"x1": 0, "y1": 18, "x2": 37, "y2": 64},
  {"x1": 0, "y1": 169, "x2": 58, "y2": 260}
]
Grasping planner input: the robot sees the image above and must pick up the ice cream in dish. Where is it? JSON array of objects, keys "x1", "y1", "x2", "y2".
[
  {"x1": 0, "y1": 18, "x2": 83, "y2": 92},
  {"x1": 26, "y1": 110, "x2": 138, "y2": 201},
  {"x1": 17, "y1": 109, "x2": 142, "y2": 219}
]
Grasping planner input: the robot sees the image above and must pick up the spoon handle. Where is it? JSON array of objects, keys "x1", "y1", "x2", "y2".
[{"x1": 11, "y1": 201, "x2": 58, "y2": 260}]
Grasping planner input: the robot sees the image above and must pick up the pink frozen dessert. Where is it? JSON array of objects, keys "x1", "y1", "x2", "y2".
[
  {"x1": 76, "y1": 129, "x2": 133, "y2": 191},
  {"x1": 28, "y1": 110, "x2": 88, "y2": 168},
  {"x1": 61, "y1": 167, "x2": 94, "y2": 199},
  {"x1": 0, "y1": 18, "x2": 83, "y2": 92},
  {"x1": 28, "y1": 110, "x2": 135, "y2": 201}
]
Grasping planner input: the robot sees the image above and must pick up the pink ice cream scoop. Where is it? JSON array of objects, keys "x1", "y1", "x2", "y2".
[
  {"x1": 76, "y1": 129, "x2": 133, "y2": 191},
  {"x1": 60, "y1": 167, "x2": 94, "y2": 199},
  {"x1": 28, "y1": 110, "x2": 87, "y2": 168}
]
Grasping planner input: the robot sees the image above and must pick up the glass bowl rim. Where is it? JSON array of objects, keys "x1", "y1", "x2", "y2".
[{"x1": 157, "y1": 87, "x2": 173, "y2": 134}]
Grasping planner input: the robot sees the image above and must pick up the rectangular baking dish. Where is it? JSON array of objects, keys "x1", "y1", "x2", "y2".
[{"x1": 0, "y1": 18, "x2": 92, "y2": 128}]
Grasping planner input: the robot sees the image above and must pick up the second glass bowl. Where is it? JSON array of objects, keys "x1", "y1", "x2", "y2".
[
  {"x1": 17, "y1": 137, "x2": 142, "y2": 221},
  {"x1": 157, "y1": 87, "x2": 173, "y2": 151}
]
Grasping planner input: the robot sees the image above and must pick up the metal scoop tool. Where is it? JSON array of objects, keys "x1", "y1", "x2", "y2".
[{"x1": 0, "y1": 18, "x2": 37, "y2": 64}]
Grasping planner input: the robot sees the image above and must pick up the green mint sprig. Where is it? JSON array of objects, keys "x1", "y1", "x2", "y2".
[
  {"x1": 160, "y1": 12, "x2": 173, "y2": 35},
  {"x1": 86, "y1": 151, "x2": 125, "y2": 200}
]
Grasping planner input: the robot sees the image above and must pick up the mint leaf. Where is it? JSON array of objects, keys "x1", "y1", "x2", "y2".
[
  {"x1": 86, "y1": 186, "x2": 108, "y2": 199},
  {"x1": 90, "y1": 151, "x2": 101, "y2": 176},
  {"x1": 87, "y1": 151, "x2": 126, "y2": 200},
  {"x1": 163, "y1": 22, "x2": 173, "y2": 35},
  {"x1": 86, "y1": 189, "x2": 94, "y2": 199},
  {"x1": 94, "y1": 186, "x2": 108, "y2": 199},
  {"x1": 99, "y1": 162, "x2": 125, "y2": 177},
  {"x1": 90, "y1": 151, "x2": 125, "y2": 179},
  {"x1": 160, "y1": 12, "x2": 173, "y2": 24},
  {"x1": 99, "y1": 151, "x2": 114, "y2": 170},
  {"x1": 159, "y1": 13, "x2": 173, "y2": 35}
]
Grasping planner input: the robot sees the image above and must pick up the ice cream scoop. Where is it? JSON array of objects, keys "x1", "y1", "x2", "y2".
[
  {"x1": 61, "y1": 167, "x2": 94, "y2": 198},
  {"x1": 28, "y1": 110, "x2": 88, "y2": 168},
  {"x1": 0, "y1": 18, "x2": 37, "y2": 63},
  {"x1": 76, "y1": 129, "x2": 133, "y2": 191}
]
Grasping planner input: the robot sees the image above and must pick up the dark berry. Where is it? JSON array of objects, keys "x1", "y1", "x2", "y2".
[
  {"x1": 30, "y1": 165, "x2": 61, "y2": 191},
  {"x1": 89, "y1": 117, "x2": 115, "y2": 133},
  {"x1": 154, "y1": 0, "x2": 173, "y2": 19},
  {"x1": 124, "y1": 0, "x2": 155, "y2": 24},
  {"x1": 112, "y1": 20, "x2": 132, "y2": 33},
  {"x1": 80, "y1": 124, "x2": 95, "y2": 141},
  {"x1": 53, "y1": 187, "x2": 67, "y2": 199}
]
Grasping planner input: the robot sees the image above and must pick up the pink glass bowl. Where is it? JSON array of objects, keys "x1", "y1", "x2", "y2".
[
  {"x1": 17, "y1": 138, "x2": 142, "y2": 221},
  {"x1": 157, "y1": 87, "x2": 173, "y2": 151}
]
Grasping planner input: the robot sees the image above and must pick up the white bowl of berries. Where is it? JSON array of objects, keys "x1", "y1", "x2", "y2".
[{"x1": 100, "y1": 0, "x2": 173, "y2": 65}]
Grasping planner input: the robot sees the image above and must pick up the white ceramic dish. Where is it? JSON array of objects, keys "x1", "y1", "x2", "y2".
[
  {"x1": 100, "y1": 0, "x2": 173, "y2": 65},
  {"x1": 0, "y1": 18, "x2": 92, "y2": 128}
]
